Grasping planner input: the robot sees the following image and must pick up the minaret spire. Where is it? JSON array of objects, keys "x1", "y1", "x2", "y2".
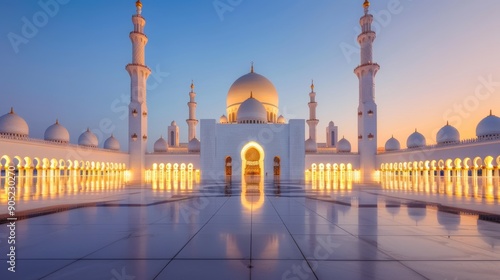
[
  {"x1": 251, "y1": 62, "x2": 254, "y2": 73},
  {"x1": 355, "y1": 0, "x2": 380, "y2": 182},
  {"x1": 135, "y1": 0, "x2": 142, "y2": 15},
  {"x1": 187, "y1": 81, "x2": 199, "y2": 141},
  {"x1": 306, "y1": 81, "x2": 319, "y2": 152},
  {"x1": 126, "y1": 0, "x2": 151, "y2": 184},
  {"x1": 363, "y1": 0, "x2": 370, "y2": 15}
]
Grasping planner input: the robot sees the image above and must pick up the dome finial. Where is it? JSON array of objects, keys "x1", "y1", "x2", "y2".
[
  {"x1": 250, "y1": 91, "x2": 253, "y2": 98},
  {"x1": 311, "y1": 80, "x2": 314, "y2": 91},
  {"x1": 490, "y1": 109, "x2": 493, "y2": 116},
  {"x1": 55, "y1": 118, "x2": 59, "y2": 124},
  {"x1": 135, "y1": 0, "x2": 142, "y2": 15},
  {"x1": 190, "y1": 80, "x2": 195, "y2": 91},
  {"x1": 363, "y1": 0, "x2": 370, "y2": 13},
  {"x1": 9, "y1": 107, "x2": 14, "y2": 114},
  {"x1": 251, "y1": 62, "x2": 254, "y2": 73},
  {"x1": 446, "y1": 121, "x2": 449, "y2": 126}
]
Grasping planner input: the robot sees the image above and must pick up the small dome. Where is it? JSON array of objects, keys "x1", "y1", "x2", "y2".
[
  {"x1": 328, "y1": 121, "x2": 335, "y2": 126},
  {"x1": 237, "y1": 95, "x2": 267, "y2": 124},
  {"x1": 337, "y1": 137, "x2": 351, "y2": 153},
  {"x1": 277, "y1": 115, "x2": 285, "y2": 124},
  {"x1": 78, "y1": 128, "x2": 98, "y2": 147},
  {"x1": 103, "y1": 135, "x2": 120, "y2": 151},
  {"x1": 170, "y1": 121, "x2": 177, "y2": 126},
  {"x1": 0, "y1": 107, "x2": 29, "y2": 137},
  {"x1": 436, "y1": 122, "x2": 460, "y2": 144},
  {"x1": 384, "y1": 136, "x2": 400, "y2": 151},
  {"x1": 154, "y1": 136, "x2": 168, "y2": 153},
  {"x1": 406, "y1": 129, "x2": 426, "y2": 148},
  {"x1": 305, "y1": 138, "x2": 317, "y2": 152},
  {"x1": 44, "y1": 120, "x2": 69, "y2": 143},
  {"x1": 188, "y1": 137, "x2": 200, "y2": 152},
  {"x1": 476, "y1": 111, "x2": 500, "y2": 138},
  {"x1": 220, "y1": 115, "x2": 228, "y2": 124}
]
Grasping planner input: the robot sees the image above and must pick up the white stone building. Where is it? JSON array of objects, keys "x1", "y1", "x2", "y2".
[{"x1": 0, "y1": 0, "x2": 499, "y2": 185}]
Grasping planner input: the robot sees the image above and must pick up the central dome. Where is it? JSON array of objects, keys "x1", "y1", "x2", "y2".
[{"x1": 226, "y1": 67, "x2": 279, "y2": 123}]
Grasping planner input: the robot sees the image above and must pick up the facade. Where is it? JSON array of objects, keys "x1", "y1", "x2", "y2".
[{"x1": 1, "y1": 0, "x2": 499, "y2": 185}]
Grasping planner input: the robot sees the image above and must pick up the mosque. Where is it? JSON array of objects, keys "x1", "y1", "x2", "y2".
[{"x1": 1, "y1": 0, "x2": 499, "y2": 185}]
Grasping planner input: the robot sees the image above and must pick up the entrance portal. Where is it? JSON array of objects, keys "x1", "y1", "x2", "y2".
[{"x1": 241, "y1": 142, "x2": 265, "y2": 178}]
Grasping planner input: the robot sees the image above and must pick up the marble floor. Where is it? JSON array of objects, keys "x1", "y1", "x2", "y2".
[{"x1": 0, "y1": 180, "x2": 499, "y2": 280}]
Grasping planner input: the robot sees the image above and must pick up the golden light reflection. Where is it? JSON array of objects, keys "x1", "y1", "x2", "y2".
[
  {"x1": 306, "y1": 163, "x2": 356, "y2": 191},
  {"x1": 147, "y1": 163, "x2": 200, "y2": 192},
  {"x1": 240, "y1": 175, "x2": 265, "y2": 211},
  {"x1": 0, "y1": 170, "x2": 127, "y2": 204},
  {"x1": 380, "y1": 171, "x2": 499, "y2": 204}
]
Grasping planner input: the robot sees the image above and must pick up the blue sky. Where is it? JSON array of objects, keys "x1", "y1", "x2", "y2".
[{"x1": 2, "y1": 0, "x2": 500, "y2": 151}]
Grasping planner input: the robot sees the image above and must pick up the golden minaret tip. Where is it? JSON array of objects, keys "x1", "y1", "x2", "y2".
[
  {"x1": 363, "y1": 0, "x2": 370, "y2": 9},
  {"x1": 136, "y1": 0, "x2": 142, "y2": 8}
]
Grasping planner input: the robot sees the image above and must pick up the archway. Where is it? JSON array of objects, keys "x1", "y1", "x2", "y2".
[
  {"x1": 225, "y1": 157, "x2": 232, "y2": 176},
  {"x1": 241, "y1": 142, "x2": 265, "y2": 178},
  {"x1": 273, "y1": 156, "x2": 280, "y2": 176}
]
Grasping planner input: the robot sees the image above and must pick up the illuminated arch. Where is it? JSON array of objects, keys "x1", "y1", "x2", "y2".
[
  {"x1": 484, "y1": 156, "x2": 494, "y2": 169},
  {"x1": 241, "y1": 141, "x2": 265, "y2": 177},
  {"x1": 473, "y1": 157, "x2": 483, "y2": 169},
  {"x1": 463, "y1": 157, "x2": 471, "y2": 170}
]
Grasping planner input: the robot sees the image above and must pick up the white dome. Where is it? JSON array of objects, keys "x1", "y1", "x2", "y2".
[
  {"x1": 237, "y1": 96, "x2": 268, "y2": 124},
  {"x1": 44, "y1": 120, "x2": 69, "y2": 143},
  {"x1": 277, "y1": 115, "x2": 285, "y2": 124},
  {"x1": 78, "y1": 128, "x2": 98, "y2": 147},
  {"x1": 227, "y1": 68, "x2": 279, "y2": 122},
  {"x1": 103, "y1": 135, "x2": 120, "y2": 151},
  {"x1": 328, "y1": 121, "x2": 335, "y2": 126},
  {"x1": 337, "y1": 137, "x2": 351, "y2": 153},
  {"x1": 188, "y1": 137, "x2": 200, "y2": 152},
  {"x1": 170, "y1": 121, "x2": 177, "y2": 126},
  {"x1": 154, "y1": 136, "x2": 168, "y2": 153},
  {"x1": 407, "y1": 130, "x2": 426, "y2": 148},
  {"x1": 0, "y1": 108, "x2": 29, "y2": 137},
  {"x1": 220, "y1": 115, "x2": 228, "y2": 124},
  {"x1": 436, "y1": 122, "x2": 460, "y2": 144},
  {"x1": 305, "y1": 138, "x2": 317, "y2": 152},
  {"x1": 384, "y1": 136, "x2": 400, "y2": 151},
  {"x1": 476, "y1": 111, "x2": 500, "y2": 138}
]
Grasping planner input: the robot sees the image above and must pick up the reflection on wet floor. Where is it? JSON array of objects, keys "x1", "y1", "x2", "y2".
[{"x1": 0, "y1": 175, "x2": 499, "y2": 279}]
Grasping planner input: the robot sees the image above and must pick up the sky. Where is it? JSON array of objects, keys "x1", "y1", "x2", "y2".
[{"x1": 2, "y1": 0, "x2": 500, "y2": 152}]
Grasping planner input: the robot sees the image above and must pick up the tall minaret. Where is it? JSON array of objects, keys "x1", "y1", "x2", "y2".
[
  {"x1": 306, "y1": 81, "x2": 319, "y2": 142},
  {"x1": 355, "y1": 0, "x2": 380, "y2": 182},
  {"x1": 186, "y1": 81, "x2": 198, "y2": 141},
  {"x1": 126, "y1": 0, "x2": 151, "y2": 184}
]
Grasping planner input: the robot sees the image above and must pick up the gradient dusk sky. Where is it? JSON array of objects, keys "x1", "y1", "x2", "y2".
[{"x1": 2, "y1": 0, "x2": 499, "y2": 151}]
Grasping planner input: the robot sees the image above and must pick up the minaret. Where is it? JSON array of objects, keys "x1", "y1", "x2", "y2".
[
  {"x1": 306, "y1": 81, "x2": 319, "y2": 142},
  {"x1": 354, "y1": 0, "x2": 380, "y2": 182},
  {"x1": 186, "y1": 81, "x2": 198, "y2": 141},
  {"x1": 126, "y1": 0, "x2": 151, "y2": 184}
]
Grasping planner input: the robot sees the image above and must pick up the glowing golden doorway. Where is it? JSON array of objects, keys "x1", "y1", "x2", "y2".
[
  {"x1": 245, "y1": 148, "x2": 261, "y2": 175},
  {"x1": 241, "y1": 142, "x2": 265, "y2": 178}
]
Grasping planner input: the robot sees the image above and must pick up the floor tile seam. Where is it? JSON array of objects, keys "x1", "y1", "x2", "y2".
[
  {"x1": 266, "y1": 195, "x2": 319, "y2": 280},
  {"x1": 37, "y1": 233, "x2": 133, "y2": 279},
  {"x1": 152, "y1": 196, "x2": 232, "y2": 280}
]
